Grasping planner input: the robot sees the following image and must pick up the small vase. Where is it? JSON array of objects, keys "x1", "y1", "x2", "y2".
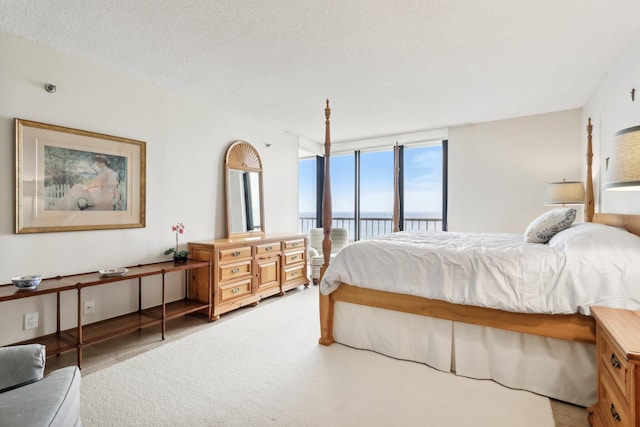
[{"x1": 174, "y1": 256, "x2": 188, "y2": 263}]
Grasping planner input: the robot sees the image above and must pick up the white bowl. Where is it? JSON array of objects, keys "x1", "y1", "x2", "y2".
[
  {"x1": 98, "y1": 268, "x2": 129, "y2": 277},
  {"x1": 12, "y1": 275, "x2": 43, "y2": 289}
]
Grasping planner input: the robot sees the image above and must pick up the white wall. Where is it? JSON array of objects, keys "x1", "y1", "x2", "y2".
[
  {"x1": 582, "y1": 31, "x2": 640, "y2": 213},
  {"x1": 448, "y1": 109, "x2": 583, "y2": 233},
  {"x1": 0, "y1": 32, "x2": 300, "y2": 345}
]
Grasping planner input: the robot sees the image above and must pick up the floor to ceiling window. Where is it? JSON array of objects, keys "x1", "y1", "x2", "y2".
[
  {"x1": 403, "y1": 144, "x2": 444, "y2": 231},
  {"x1": 298, "y1": 141, "x2": 445, "y2": 239},
  {"x1": 329, "y1": 153, "x2": 356, "y2": 237},
  {"x1": 298, "y1": 157, "x2": 316, "y2": 233},
  {"x1": 360, "y1": 149, "x2": 394, "y2": 239}
]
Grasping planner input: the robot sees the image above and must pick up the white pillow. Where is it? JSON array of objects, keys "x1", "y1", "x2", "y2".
[
  {"x1": 524, "y1": 208, "x2": 577, "y2": 243},
  {"x1": 548, "y1": 221, "x2": 640, "y2": 250}
]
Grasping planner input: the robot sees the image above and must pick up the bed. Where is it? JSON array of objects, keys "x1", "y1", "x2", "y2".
[{"x1": 316, "y1": 101, "x2": 640, "y2": 406}]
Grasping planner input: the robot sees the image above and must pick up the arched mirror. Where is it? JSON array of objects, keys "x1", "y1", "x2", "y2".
[{"x1": 225, "y1": 141, "x2": 265, "y2": 238}]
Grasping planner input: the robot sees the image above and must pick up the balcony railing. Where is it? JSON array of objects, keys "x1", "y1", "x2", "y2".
[{"x1": 298, "y1": 216, "x2": 442, "y2": 240}]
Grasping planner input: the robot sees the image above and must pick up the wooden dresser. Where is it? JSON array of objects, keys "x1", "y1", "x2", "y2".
[
  {"x1": 588, "y1": 306, "x2": 640, "y2": 427},
  {"x1": 188, "y1": 234, "x2": 308, "y2": 320}
]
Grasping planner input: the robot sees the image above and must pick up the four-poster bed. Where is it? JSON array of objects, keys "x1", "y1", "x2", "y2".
[{"x1": 316, "y1": 102, "x2": 640, "y2": 406}]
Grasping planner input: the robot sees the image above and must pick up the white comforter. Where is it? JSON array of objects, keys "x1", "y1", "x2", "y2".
[{"x1": 320, "y1": 223, "x2": 640, "y2": 315}]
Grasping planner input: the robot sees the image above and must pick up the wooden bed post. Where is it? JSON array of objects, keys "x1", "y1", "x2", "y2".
[
  {"x1": 321, "y1": 99, "x2": 333, "y2": 278},
  {"x1": 319, "y1": 99, "x2": 335, "y2": 345},
  {"x1": 585, "y1": 117, "x2": 595, "y2": 222}
]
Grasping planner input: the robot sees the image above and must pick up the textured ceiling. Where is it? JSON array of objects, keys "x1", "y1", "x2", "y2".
[{"x1": 2, "y1": 1, "x2": 640, "y2": 143}]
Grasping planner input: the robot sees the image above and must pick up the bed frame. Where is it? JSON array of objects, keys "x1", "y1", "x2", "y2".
[{"x1": 318, "y1": 103, "x2": 640, "y2": 347}]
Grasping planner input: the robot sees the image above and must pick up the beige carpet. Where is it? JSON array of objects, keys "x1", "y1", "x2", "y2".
[{"x1": 81, "y1": 286, "x2": 555, "y2": 426}]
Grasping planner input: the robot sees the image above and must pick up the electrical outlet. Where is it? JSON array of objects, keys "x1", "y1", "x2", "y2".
[
  {"x1": 84, "y1": 300, "x2": 95, "y2": 314},
  {"x1": 24, "y1": 312, "x2": 38, "y2": 330}
]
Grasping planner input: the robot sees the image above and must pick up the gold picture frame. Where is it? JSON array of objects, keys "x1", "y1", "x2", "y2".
[{"x1": 15, "y1": 119, "x2": 146, "y2": 233}]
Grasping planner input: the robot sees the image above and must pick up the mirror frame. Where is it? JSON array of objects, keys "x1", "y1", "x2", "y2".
[{"x1": 225, "y1": 140, "x2": 265, "y2": 239}]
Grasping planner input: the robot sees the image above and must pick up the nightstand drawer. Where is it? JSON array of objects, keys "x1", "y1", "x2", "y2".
[
  {"x1": 599, "y1": 365, "x2": 630, "y2": 427},
  {"x1": 599, "y1": 325, "x2": 630, "y2": 400}
]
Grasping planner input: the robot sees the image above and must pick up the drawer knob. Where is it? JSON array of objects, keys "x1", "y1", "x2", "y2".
[
  {"x1": 292, "y1": 242, "x2": 299, "y2": 246},
  {"x1": 266, "y1": 246, "x2": 273, "y2": 251},
  {"x1": 610, "y1": 353, "x2": 622, "y2": 370},
  {"x1": 610, "y1": 403, "x2": 621, "y2": 422},
  {"x1": 232, "y1": 251, "x2": 240, "y2": 257},
  {"x1": 231, "y1": 268, "x2": 240, "y2": 274},
  {"x1": 291, "y1": 255, "x2": 298, "y2": 260},
  {"x1": 231, "y1": 287, "x2": 240, "y2": 294},
  {"x1": 291, "y1": 271, "x2": 298, "y2": 277}
]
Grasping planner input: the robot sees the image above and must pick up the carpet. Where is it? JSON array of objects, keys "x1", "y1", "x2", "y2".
[{"x1": 81, "y1": 286, "x2": 555, "y2": 426}]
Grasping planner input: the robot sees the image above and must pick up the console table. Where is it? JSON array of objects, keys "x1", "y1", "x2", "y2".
[{"x1": 0, "y1": 260, "x2": 211, "y2": 368}]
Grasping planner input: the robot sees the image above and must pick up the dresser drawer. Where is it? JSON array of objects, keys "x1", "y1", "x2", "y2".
[
  {"x1": 218, "y1": 260, "x2": 252, "y2": 282},
  {"x1": 283, "y1": 249, "x2": 305, "y2": 266},
  {"x1": 283, "y1": 239, "x2": 305, "y2": 250},
  {"x1": 218, "y1": 247, "x2": 252, "y2": 262},
  {"x1": 255, "y1": 242, "x2": 281, "y2": 257},
  {"x1": 219, "y1": 278, "x2": 252, "y2": 302},
  {"x1": 598, "y1": 365, "x2": 631, "y2": 427},
  {"x1": 283, "y1": 264, "x2": 305, "y2": 282},
  {"x1": 599, "y1": 326, "x2": 630, "y2": 400}
]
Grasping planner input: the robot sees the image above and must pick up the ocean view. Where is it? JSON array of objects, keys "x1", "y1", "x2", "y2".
[
  {"x1": 298, "y1": 145, "x2": 444, "y2": 238},
  {"x1": 299, "y1": 211, "x2": 442, "y2": 219},
  {"x1": 298, "y1": 211, "x2": 443, "y2": 237}
]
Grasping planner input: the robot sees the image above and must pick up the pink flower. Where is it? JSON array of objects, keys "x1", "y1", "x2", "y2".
[{"x1": 164, "y1": 222, "x2": 188, "y2": 259}]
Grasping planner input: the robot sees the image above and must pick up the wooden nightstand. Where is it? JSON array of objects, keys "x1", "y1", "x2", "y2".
[{"x1": 588, "y1": 306, "x2": 640, "y2": 427}]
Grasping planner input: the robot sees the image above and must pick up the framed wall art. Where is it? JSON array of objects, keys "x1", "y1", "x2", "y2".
[{"x1": 15, "y1": 119, "x2": 146, "y2": 233}]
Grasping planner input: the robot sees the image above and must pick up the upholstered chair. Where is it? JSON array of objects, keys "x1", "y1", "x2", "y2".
[
  {"x1": 308, "y1": 228, "x2": 349, "y2": 284},
  {"x1": 0, "y1": 344, "x2": 82, "y2": 426}
]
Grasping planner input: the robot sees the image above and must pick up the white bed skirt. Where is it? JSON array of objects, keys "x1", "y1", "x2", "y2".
[{"x1": 333, "y1": 301, "x2": 596, "y2": 407}]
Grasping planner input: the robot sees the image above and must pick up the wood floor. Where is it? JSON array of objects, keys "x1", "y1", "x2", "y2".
[{"x1": 45, "y1": 287, "x2": 591, "y2": 427}]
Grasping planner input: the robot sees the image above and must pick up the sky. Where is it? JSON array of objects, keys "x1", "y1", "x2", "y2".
[{"x1": 299, "y1": 144, "x2": 442, "y2": 217}]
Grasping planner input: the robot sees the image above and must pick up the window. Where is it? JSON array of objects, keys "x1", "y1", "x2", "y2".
[
  {"x1": 360, "y1": 150, "x2": 394, "y2": 239},
  {"x1": 403, "y1": 144, "x2": 443, "y2": 231},
  {"x1": 298, "y1": 157, "x2": 316, "y2": 233},
  {"x1": 298, "y1": 141, "x2": 445, "y2": 238},
  {"x1": 329, "y1": 153, "x2": 355, "y2": 236}
]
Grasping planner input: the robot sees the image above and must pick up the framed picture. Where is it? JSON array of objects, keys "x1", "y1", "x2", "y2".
[{"x1": 15, "y1": 119, "x2": 146, "y2": 233}]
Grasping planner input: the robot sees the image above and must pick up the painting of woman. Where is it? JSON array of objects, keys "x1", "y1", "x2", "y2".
[{"x1": 53, "y1": 156, "x2": 122, "y2": 211}]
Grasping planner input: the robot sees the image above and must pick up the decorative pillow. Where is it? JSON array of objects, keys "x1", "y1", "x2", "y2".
[{"x1": 524, "y1": 208, "x2": 577, "y2": 243}]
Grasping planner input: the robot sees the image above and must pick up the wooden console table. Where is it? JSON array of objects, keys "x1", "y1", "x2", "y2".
[{"x1": 0, "y1": 260, "x2": 211, "y2": 368}]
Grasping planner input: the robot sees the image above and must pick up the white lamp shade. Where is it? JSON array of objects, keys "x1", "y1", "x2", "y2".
[
  {"x1": 544, "y1": 181, "x2": 585, "y2": 205},
  {"x1": 605, "y1": 125, "x2": 640, "y2": 191}
]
